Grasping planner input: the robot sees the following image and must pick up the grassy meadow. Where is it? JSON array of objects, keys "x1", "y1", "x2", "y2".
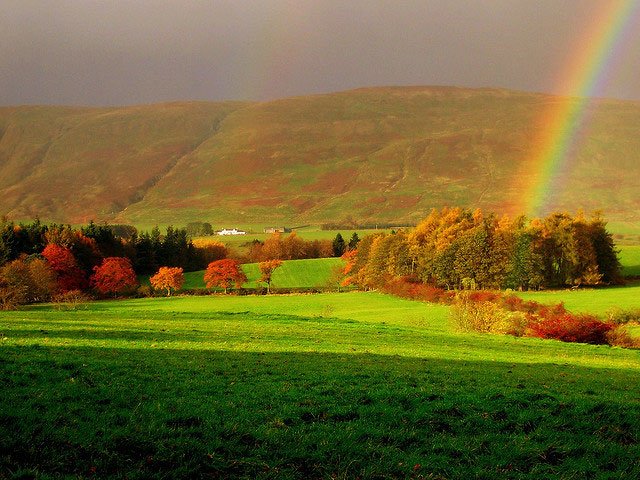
[
  {"x1": 173, "y1": 257, "x2": 343, "y2": 291},
  {"x1": 619, "y1": 245, "x2": 640, "y2": 277},
  {"x1": 2, "y1": 292, "x2": 640, "y2": 478},
  {"x1": 516, "y1": 281, "x2": 640, "y2": 315}
]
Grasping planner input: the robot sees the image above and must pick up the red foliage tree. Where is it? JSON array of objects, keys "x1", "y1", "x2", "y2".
[
  {"x1": 258, "y1": 259, "x2": 283, "y2": 293},
  {"x1": 91, "y1": 257, "x2": 138, "y2": 296},
  {"x1": 204, "y1": 259, "x2": 247, "y2": 293},
  {"x1": 42, "y1": 243, "x2": 87, "y2": 292},
  {"x1": 150, "y1": 266, "x2": 184, "y2": 296}
]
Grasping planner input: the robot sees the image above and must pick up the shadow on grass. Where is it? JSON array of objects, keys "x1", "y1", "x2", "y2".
[{"x1": 2, "y1": 345, "x2": 640, "y2": 479}]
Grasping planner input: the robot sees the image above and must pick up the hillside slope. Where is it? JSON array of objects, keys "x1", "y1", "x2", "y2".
[
  {"x1": 0, "y1": 101, "x2": 247, "y2": 222},
  {"x1": 1, "y1": 87, "x2": 639, "y2": 226}
]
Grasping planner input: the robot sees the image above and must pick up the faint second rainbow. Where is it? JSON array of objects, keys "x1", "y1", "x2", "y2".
[{"x1": 522, "y1": 0, "x2": 640, "y2": 217}]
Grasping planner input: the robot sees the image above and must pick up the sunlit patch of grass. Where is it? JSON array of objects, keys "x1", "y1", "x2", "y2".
[{"x1": 2, "y1": 292, "x2": 640, "y2": 478}]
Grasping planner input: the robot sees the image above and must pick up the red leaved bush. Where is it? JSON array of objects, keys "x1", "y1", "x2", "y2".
[
  {"x1": 467, "y1": 291, "x2": 501, "y2": 303},
  {"x1": 382, "y1": 277, "x2": 454, "y2": 304},
  {"x1": 527, "y1": 312, "x2": 615, "y2": 345}
]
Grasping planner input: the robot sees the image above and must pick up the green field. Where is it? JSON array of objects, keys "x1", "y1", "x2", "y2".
[
  {"x1": 515, "y1": 281, "x2": 640, "y2": 317},
  {"x1": 179, "y1": 257, "x2": 344, "y2": 291},
  {"x1": 2, "y1": 292, "x2": 640, "y2": 478},
  {"x1": 619, "y1": 245, "x2": 640, "y2": 277}
]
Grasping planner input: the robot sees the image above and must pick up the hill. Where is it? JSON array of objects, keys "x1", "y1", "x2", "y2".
[{"x1": 1, "y1": 87, "x2": 640, "y2": 227}]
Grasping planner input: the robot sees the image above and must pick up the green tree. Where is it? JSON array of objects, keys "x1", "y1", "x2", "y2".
[
  {"x1": 332, "y1": 233, "x2": 346, "y2": 257},
  {"x1": 348, "y1": 232, "x2": 360, "y2": 250}
]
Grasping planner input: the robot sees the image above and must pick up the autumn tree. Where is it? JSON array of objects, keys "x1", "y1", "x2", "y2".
[
  {"x1": 42, "y1": 243, "x2": 87, "y2": 292},
  {"x1": 259, "y1": 259, "x2": 283, "y2": 293},
  {"x1": 0, "y1": 255, "x2": 57, "y2": 308},
  {"x1": 204, "y1": 259, "x2": 247, "y2": 293},
  {"x1": 586, "y1": 213, "x2": 622, "y2": 284},
  {"x1": 191, "y1": 238, "x2": 228, "y2": 265},
  {"x1": 91, "y1": 257, "x2": 138, "y2": 296},
  {"x1": 150, "y1": 266, "x2": 184, "y2": 296}
]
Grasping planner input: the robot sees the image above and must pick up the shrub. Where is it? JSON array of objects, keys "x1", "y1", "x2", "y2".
[
  {"x1": 491, "y1": 310, "x2": 529, "y2": 337},
  {"x1": 382, "y1": 277, "x2": 453, "y2": 304},
  {"x1": 450, "y1": 292, "x2": 502, "y2": 333},
  {"x1": 53, "y1": 290, "x2": 91, "y2": 310},
  {"x1": 606, "y1": 326, "x2": 640, "y2": 349},
  {"x1": 136, "y1": 285, "x2": 153, "y2": 298},
  {"x1": 0, "y1": 285, "x2": 28, "y2": 310},
  {"x1": 527, "y1": 312, "x2": 615, "y2": 345},
  {"x1": 606, "y1": 308, "x2": 640, "y2": 325}
]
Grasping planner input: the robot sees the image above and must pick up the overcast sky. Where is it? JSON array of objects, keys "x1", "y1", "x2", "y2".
[{"x1": 2, "y1": 0, "x2": 639, "y2": 106}]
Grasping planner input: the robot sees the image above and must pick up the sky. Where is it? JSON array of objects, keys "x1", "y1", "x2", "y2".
[{"x1": 2, "y1": 0, "x2": 640, "y2": 106}]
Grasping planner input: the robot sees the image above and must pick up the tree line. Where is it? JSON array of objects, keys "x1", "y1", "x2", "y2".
[
  {"x1": 245, "y1": 232, "x2": 359, "y2": 262},
  {"x1": 0, "y1": 220, "x2": 229, "y2": 307},
  {"x1": 345, "y1": 208, "x2": 621, "y2": 290}
]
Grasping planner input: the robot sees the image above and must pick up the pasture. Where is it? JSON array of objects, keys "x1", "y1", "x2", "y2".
[
  {"x1": 179, "y1": 257, "x2": 343, "y2": 291},
  {"x1": 619, "y1": 245, "x2": 640, "y2": 277},
  {"x1": 516, "y1": 281, "x2": 640, "y2": 317},
  {"x1": 2, "y1": 292, "x2": 640, "y2": 478}
]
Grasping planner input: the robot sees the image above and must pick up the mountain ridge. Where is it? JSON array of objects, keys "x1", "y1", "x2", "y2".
[{"x1": 1, "y1": 87, "x2": 639, "y2": 227}]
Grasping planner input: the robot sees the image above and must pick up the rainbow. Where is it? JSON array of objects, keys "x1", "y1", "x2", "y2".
[{"x1": 522, "y1": 0, "x2": 640, "y2": 217}]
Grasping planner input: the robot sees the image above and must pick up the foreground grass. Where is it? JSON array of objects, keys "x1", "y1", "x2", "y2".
[{"x1": 2, "y1": 293, "x2": 640, "y2": 478}]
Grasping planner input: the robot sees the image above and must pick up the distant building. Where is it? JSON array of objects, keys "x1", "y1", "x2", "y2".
[
  {"x1": 263, "y1": 227, "x2": 291, "y2": 234},
  {"x1": 217, "y1": 228, "x2": 246, "y2": 236}
]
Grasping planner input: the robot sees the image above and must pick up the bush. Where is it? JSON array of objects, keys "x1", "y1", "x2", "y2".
[
  {"x1": 136, "y1": 285, "x2": 153, "y2": 297},
  {"x1": 450, "y1": 292, "x2": 505, "y2": 333},
  {"x1": 0, "y1": 285, "x2": 28, "y2": 310},
  {"x1": 491, "y1": 310, "x2": 528, "y2": 337},
  {"x1": 606, "y1": 308, "x2": 640, "y2": 325},
  {"x1": 382, "y1": 277, "x2": 453, "y2": 304},
  {"x1": 53, "y1": 290, "x2": 91, "y2": 310},
  {"x1": 527, "y1": 312, "x2": 615, "y2": 345},
  {"x1": 606, "y1": 326, "x2": 640, "y2": 349}
]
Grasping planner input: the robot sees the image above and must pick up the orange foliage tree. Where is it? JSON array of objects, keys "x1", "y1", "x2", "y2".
[
  {"x1": 91, "y1": 257, "x2": 138, "y2": 296},
  {"x1": 258, "y1": 259, "x2": 283, "y2": 293},
  {"x1": 204, "y1": 259, "x2": 247, "y2": 293},
  {"x1": 150, "y1": 266, "x2": 184, "y2": 296}
]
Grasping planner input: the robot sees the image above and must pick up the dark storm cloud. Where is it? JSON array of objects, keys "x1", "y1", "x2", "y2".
[{"x1": 1, "y1": 0, "x2": 639, "y2": 106}]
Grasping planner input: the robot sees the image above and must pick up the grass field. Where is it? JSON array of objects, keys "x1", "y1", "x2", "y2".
[
  {"x1": 178, "y1": 257, "x2": 344, "y2": 291},
  {"x1": 2, "y1": 292, "x2": 640, "y2": 478},
  {"x1": 619, "y1": 245, "x2": 640, "y2": 277},
  {"x1": 515, "y1": 281, "x2": 640, "y2": 317}
]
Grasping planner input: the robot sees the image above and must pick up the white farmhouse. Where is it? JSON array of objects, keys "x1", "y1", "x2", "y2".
[{"x1": 217, "y1": 228, "x2": 247, "y2": 236}]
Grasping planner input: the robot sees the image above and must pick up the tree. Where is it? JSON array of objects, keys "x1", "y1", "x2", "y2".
[
  {"x1": 348, "y1": 232, "x2": 360, "y2": 251},
  {"x1": 91, "y1": 257, "x2": 138, "y2": 296},
  {"x1": 42, "y1": 243, "x2": 87, "y2": 292},
  {"x1": 258, "y1": 259, "x2": 283, "y2": 293},
  {"x1": 204, "y1": 259, "x2": 247, "y2": 293},
  {"x1": 0, "y1": 255, "x2": 57, "y2": 308},
  {"x1": 332, "y1": 233, "x2": 346, "y2": 257},
  {"x1": 185, "y1": 222, "x2": 213, "y2": 237},
  {"x1": 150, "y1": 266, "x2": 184, "y2": 296}
]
